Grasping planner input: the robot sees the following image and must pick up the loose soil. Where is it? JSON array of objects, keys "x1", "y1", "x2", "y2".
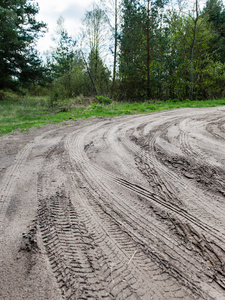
[{"x1": 0, "y1": 107, "x2": 225, "y2": 300}]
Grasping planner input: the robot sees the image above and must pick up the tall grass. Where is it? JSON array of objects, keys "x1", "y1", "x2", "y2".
[{"x1": 0, "y1": 95, "x2": 225, "y2": 136}]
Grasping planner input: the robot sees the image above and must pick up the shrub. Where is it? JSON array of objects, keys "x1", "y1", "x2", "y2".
[
  {"x1": 95, "y1": 95, "x2": 112, "y2": 105},
  {"x1": 91, "y1": 102, "x2": 103, "y2": 110}
]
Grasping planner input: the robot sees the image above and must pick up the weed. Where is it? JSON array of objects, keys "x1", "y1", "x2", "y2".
[
  {"x1": 95, "y1": 95, "x2": 112, "y2": 105},
  {"x1": 0, "y1": 96, "x2": 225, "y2": 136},
  {"x1": 91, "y1": 102, "x2": 103, "y2": 110}
]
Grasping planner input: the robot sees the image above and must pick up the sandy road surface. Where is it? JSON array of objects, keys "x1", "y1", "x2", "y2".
[{"x1": 0, "y1": 107, "x2": 225, "y2": 300}]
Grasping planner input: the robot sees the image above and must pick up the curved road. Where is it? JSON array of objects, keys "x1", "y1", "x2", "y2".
[{"x1": 0, "y1": 107, "x2": 225, "y2": 299}]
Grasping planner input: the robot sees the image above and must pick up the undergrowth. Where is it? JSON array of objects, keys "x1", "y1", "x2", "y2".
[{"x1": 0, "y1": 95, "x2": 225, "y2": 136}]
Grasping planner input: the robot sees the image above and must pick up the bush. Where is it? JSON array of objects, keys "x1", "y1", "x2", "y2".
[
  {"x1": 0, "y1": 90, "x2": 21, "y2": 101},
  {"x1": 95, "y1": 95, "x2": 112, "y2": 105},
  {"x1": 172, "y1": 98, "x2": 180, "y2": 103},
  {"x1": 91, "y1": 102, "x2": 103, "y2": 110},
  {"x1": 49, "y1": 90, "x2": 59, "y2": 109},
  {"x1": 0, "y1": 91, "x2": 6, "y2": 101}
]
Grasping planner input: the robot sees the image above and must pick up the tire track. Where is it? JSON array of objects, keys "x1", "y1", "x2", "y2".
[
  {"x1": 121, "y1": 113, "x2": 225, "y2": 293},
  {"x1": 38, "y1": 181, "x2": 112, "y2": 299},
  {"x1": 152, "y1": 115, "x2": 225, "y2": 220},
  {"x1": 65, "y1": 110, "x2": 225, "y2": 298},
  {"x1": 64, "y1": 124, "x2": 207, "y2": 299},
  {"x1": 38, "y1": 136, "x2": 151, "y2": 299},
  {"x1": 177, "y1": 117, "x2": 225, "y2": 196},
  {"x1": 0, "y1": 142, "x2": 32, "y2": 228},
  {"x1": 33, "y1": 107, "x2": 225, "y2": 299}
]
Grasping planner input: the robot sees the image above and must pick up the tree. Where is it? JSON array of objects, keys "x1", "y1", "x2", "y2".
[
  {"x1": 88, "y1": 48, "x2": 111, "y2": 94},
  {"x1": 81, "y1": 6, "x2": 111, "y2": 95},
  {"x1": 47, "y1": 17, "x2": 93, "y2": 99},
  {"x1": 100, "y1": 0, "x2": 122, "y2": 86},
  {"x1": 142, "y1": 0, "x2": 169, "y2": 99},
  {"x1": 51, "y1": 17, "x2": 76, "y2": 79},
  {"x1": 0, "y1": 0, "x2": 46, "y2": 90},
  {"x1": 166, "y1": 3, "x2": 225, "y2": 100},
  {"x1": 203, "y1": 0, "x2": 225, "y2": 63},
  {"x1": 113, "y1": 0, "x2": 118, "y2": 85},
  {"x1": 189, "y1": 0, "x2": 200, "y2": 100},
  {"x1": 118, "y1": 0, "x2": 225, "y2": 100},
  {"x1": 119, "y1": 0, "x2": 146, "y2": 99},
  {"x1": 50, "y1": 52, "x2": 91, "y2": 99},
  {"x1": 82, "y1": 6, "x2": 109, "y2": 57},
  {"x1": 119, "y1": 0, "x2": 168, "y2": 99},
  {"x1": 48, "y1": 16, "x2": 78, "y2": 97}
]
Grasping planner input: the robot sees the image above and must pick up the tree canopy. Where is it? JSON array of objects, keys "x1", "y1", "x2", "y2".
[
  {"x1": 117, "y1": 0, "x2": 225, "y2": 100},
  {"x1": 1, "y1": 0, "x2": 225, "y2": 101},
  {"x1": 0, "y1": 0, "x2": 46, "y2": 90}
]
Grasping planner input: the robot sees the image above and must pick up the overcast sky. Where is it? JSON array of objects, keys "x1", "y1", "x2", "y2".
[
  {"x1": 36, "y1": 0, "x2": 95, "y2": 54},
  {"x1": 35, "y1": 0, "x2": 225, "y2": 56}
]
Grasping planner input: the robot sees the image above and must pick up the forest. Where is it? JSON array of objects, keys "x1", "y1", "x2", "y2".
[{"x1": 0, "y1": 0, "x2": 225, "y2": 101}]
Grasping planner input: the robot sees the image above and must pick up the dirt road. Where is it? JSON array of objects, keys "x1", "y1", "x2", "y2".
[{"x1": 0, "y1": 107, "x2": 225, "y2": 299}]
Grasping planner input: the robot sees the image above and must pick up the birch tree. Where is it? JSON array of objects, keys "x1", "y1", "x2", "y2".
[{"x1": 82, "y1": 6, "x2": 110, "y2": 95}]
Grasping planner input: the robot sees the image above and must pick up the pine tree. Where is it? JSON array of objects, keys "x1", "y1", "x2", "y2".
[
  {"x1": 203, "y1": 0, "x2": 225, "y2": 63},
  {"x1": 51, "y1": 17, "x2": 76, "y2": 78},
  {"x1": 119, "y1": 0, "x2": 146, "y2": 99},
  {"x1": 166, "y1": 4, "x2": 225, "y2": 100},
  {"x1": 0, "y1": 0, "x2": 46, "y2": 90},
  {"x1": 119, "y1": 0, "x2": 168, "y2": 99}
]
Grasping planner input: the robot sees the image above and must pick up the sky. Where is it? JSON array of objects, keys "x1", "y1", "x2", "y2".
[
  {"x1": 36, "y1": 0, "x2": 95, "y2": 54},
  {"x1": 35, "y1": 0, "x2": 225, "y2": 56}
]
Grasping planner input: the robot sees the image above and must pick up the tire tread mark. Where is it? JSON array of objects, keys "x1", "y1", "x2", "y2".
[{"x1": 0, "y1": 143, "x2": 32, "y2": 227}]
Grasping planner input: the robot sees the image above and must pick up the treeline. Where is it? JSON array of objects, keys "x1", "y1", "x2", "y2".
[
  {"x1": 0, "y1": 0, "x2": 225, "y2": 101},
  {"x1": 119, "y1": 0, "x2": 225, "y2": 100}
]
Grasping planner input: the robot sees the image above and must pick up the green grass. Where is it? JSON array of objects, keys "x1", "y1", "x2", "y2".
[{"x1": 0, "y1": 96, "x2": 225, "y2": 136}]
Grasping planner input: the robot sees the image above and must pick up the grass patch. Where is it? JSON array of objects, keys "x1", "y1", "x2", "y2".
[{"x1": 0, "y1": 96, "x2": 225, "y2": 136}]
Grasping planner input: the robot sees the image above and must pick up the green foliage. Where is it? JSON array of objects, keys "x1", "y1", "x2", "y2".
[
  {"x1": 49, "y1": 91, "x2": 59, "y2": 109},
  {"x1": 91, "y1": 102, "x2": 103, "y2": 110},
  {"x1": 1, "y1": 96, "x2": 225, "y2": 136},
  {"x1": 203, "y1": 0, "x2": 225, "y2": 63},
  {"x1": 87, "y1": 49, "x2": 111, "y2": 95},
  {"x1": 117, "y1": 0, "x2": 225, "y2": 100},
  {"x1": 167, "y1": 98, "x2": 180, "y2": 103},
  {"x1": 49, "y1": 57, "x2": 92, "y2": 100},
  {"x1": 167, "y1": 11, "x2": 222, "y2": 100},
  {"x1": 119, "y1": 0, "x2": 169, "y2": 100},
  {"x1": 50, "y1": 17, "x2": 77, "y2": 80},
  {"x1": 95, "y1": 96, "x2": 112, "y2": 104},
  {"x1": 45, "y1": 12, "x2": 111, "y2": 100},
  {"x1": 0, "y1": 0, "x2": 46, "y2": 90},
  {"x1": 47, "y1": 29, "x2": 92, "y2": 100},
  {"x1": 1, "y1": 0, "x2": 224, "y2": 101},
  {"x1": 0, "y1": 90, "x2": 17, "y2": 101}
]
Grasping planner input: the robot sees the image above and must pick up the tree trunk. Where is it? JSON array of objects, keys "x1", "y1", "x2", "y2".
[
  {"x1": 147, "y1": 0, "x2": 150, "y2": 99},
  {"x1": 189, "y1": 0, "x2": 199, "y2": 100},
  {"x1": 81, "y1": 50, "x2": 98, "y2": 95},
  {"x1": 113, "y1": 0, "x2": 118, "y2": 85}
]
